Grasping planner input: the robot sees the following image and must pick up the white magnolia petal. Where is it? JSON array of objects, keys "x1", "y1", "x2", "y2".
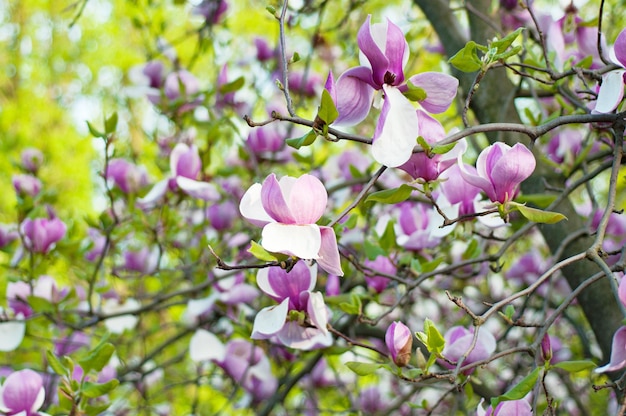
[
  {"x1": 0, "y1": 319, "x2": 26, "y2": 352},
  {"x1": 136, "y1": 179, "x2": 169, "y2": 207},
  {"x1": 176, "y1": 177, "x2": 220, "y2": 201},
  {"x1": 595, "y1": 70, "x2": 625, "y2": 113},
  {"x1": 251, "y1": 299, "x2": 289, "y2": 338},
  {"x1": 371, "y1": 85, "x2": 419, "y2": 167},
  {"x1": 189, "y1": 329, "x2": 226, "y2": 362},
  {"x1": 184, "y1": 294, "x2": 218, "y2": 322},
  {"x1": 239, "y1": 183, "x2": 274, "y2": 227},
  {"x1": 261, "y1": 223, "x2": 321, "y2": 259},
  {"x1": 102, "y1": 298, "x2": 141, "y2": 334}
]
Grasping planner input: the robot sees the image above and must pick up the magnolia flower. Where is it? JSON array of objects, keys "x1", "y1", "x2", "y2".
[
  {"x1": 12, "y1": 174, "x2": 42, "y2": 198},
  {"x1": 392, "y1": 202, "x2": 454, "y2": 250},
  {"x1": 0, "y1": 224, "x2": 18, "y2": 248},
  {"x1": 0, "y1": 306, "x2": 26, "y2": 352},
  {"x1": 439, "y1": 163, "x2": 482, "y2": 218},
  {"x1": 385, "y1": 321, "x2": 413, "y2": 367},
  {"x1": 596, "y1": 278, "x2": 626, "y2": 373},
  {"x1": 192, "y1": 0, "x2": 228, "y2": 25},
  {"x1": 594, "y1": 28, "x2": 626, "y2": 113},
  {"x1": 189, "y1": 332, "x2": 277, "y2": 402},
  {"x1": 102, "y1": 297, "x2": 141, "y2": 334},
  {"x1": 20, "y1": 148, "x2": 44, "y2": 173},
  {"x1": 458, "y1": 142, "x2": 535, "y2": 204},
  {"x1": 251, "y1": 262, "x2": 333, "y2": 350},
  {"x1": 327, "y1": 16, "x2": 457, "y2": 167},
  {"x1": 137, "y1": 143, "x2": 219, "y2": 207},
  {"x1": 21, "y1": 217, "x2": 67, "y2": 254},
  {"x1": 364, "y1": 255, "x2": 395, "y2": 293},
  {"x1": 105, "y1": 158, "x2": 149, "y2": 194},
  {"x1": 239, "y1": 173, "x2": 342, "y2": 276},
  {"x1": 440, "y1": 326, "x2": 496, "y2": 373},
  {"x1": 0, "y1": 369, "x2": 47, "y2": 416}
]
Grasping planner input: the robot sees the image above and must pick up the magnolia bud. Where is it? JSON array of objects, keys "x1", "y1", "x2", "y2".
[
  {"x1": 541, "y1": 333, "x2": 552, "y2": 363},
  {"x1": 385, "y1": 321, "x2": 413, "y2": 367}
]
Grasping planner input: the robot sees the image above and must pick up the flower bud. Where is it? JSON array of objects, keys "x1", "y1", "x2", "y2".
[
  {"x1": 541, "y1": 333, "x2": 552, "y2": 363},
  {"x1": 385, "y1": 321, "x2": 413, "y2": 367},
  {"x1": 12, "y1": 174, "x2": 42, "y2": 197},
  {"x1": 20, "y1": 148, "x2": 44, "y2": 173}
]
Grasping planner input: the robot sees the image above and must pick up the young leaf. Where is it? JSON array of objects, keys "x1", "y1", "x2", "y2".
[
  {"x1": 219, "y1": 76, "x2": 245, "y2": 94},
  {"x1": 317, "y1": 89, "x2": 339, "y2": 125},
  {"x1": 46, "y1": 350, "x2": 68, "y2": 376},
  {"x1": 404, "y1": 81, "x2": 428, "y2": 102},
  {"x1": 364, "y1": 239, "x2": 386, "y2": 260},
  {"x1": 286, "y1": 129, "x2": 317, "y2": 149},
  {"x1": 379, "y1": 220, "x2": 397, "y2": 252},
  {"x1": 491, "y1": 27, "x2": 524, "y2": 54},
  {"x1": 345, "y1": 361, "x2": 382, "y2": 376},
  {"x1": 365, "y1": 184, "x2": 414, "y2": 204},
  {"x1": 553, "y1": 360, "x2": 596, "y2": 373},
  {"x1": 104, "y1": 112, "x2": 118, "y2": 134},
  {"x1": 79, "y1": 342, "x2": 115, "y2": 374},
  {"x1": 86, "y1": 121, "x2": 105, "y2": 138},
  {"x1": 416, "y1": 319, "x2": 445, "y2": 355},
  {"x1": 248, "y1": 241, "x2": 279, "y2": 262},
  {"x1": 431, "y1": 142, "x2": 457, "y2": 155},
  {"x1": 511, "y1": 203, "x2": 567, "y2": 224},
  {"x1": 81, "y1": 379, "x2": 120, "y2": 398},
  {"x1": 491, "y1": 367, "x2": 541, "y2": 408},
  {"x1": 448, "y1": 41, "x2": 483, "y2": 72}
]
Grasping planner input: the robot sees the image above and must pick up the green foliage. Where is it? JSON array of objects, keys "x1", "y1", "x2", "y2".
[{"x1": 491, "y1": 367, "x2": 541, "y2": 408}]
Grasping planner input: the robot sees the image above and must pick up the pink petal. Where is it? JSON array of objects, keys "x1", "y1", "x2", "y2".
[
  {"x1": 276, "y1": 321, "x2": 333, "y2": 350},
  {"x1": 137, "y1": 179, "x2": 169, "y2": 207},
  {"x1": 614, "y1": 28, "x2": 626, "y2": 67},
  {"x1": 490, "y1": 143, "x2": 536, "y2": 203},
  {"x1": 317, "y1": 226, "x2": 343, "y2": 276},
  {"x1": 261, "y1": 174, "x2": 296, "y2": 223},
  {"x1": 407, "y1": 72, "x2": 459, "y2": 113},
  {"x1": 371, "y1": 85, "x2": 420, "y2": 167},
  {"x1": 358, "y1": 15, "x2": 389, "y2": 87},
  {"x1": 594, "y1": 70, "x2": 625, "y2": 113},
  {"x1": 288, "y1": 175, "x2": 327, "y2": 224},
  {"x1": 619, "y1": 278, "x2": 626, "y2": 309},
  {"x1": 256, "y1": 262, "x2": 317, "y2": 304},
  {"x1": 334, "y1": 67, "x2": 376, "y2": 126},
  {"x1": 1, "y1": 369, "x2": 43, "y2": 413},
  {"x1": 261, "y1": 223, "x2": 321, "y2": 259},
  {"x1": 251, "y1": 299, "x2": 289, "y2": 339},
  {"x1": 383, "y1": 18, "x2": 408, "y2": 85},
  {"x1": 596, "y1": 326, "x2": 626, "y2": 373},
  {"x1": 307, "y1": 291, "x2": 329, "y2": 334},
  {"x1": 239, "y1": 182, "x2": 274, "y2": 227}
]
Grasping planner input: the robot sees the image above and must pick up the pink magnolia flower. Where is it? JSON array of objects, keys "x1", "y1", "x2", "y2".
[
  {"x1": 594, "y1": 28, "x2": 626, "y2": 113},
  {"x1": 137, "y1": 143, "x2": 219, "y2": 207},
  {"x1": 239, "y1": 173, "x2": 342, "y2": 276},
  {"x1": 0, "y1": 369, "x2": 46, "y2": 416},
  {"x1": 385, "y1": 321, "x2": 413, "y2": 367},
  {"x1": 325, "y1": 17, "x2": 458, "y2": 167},
  {"x1": 440, "y1": 326, "x2": 496, "y2": 373},
  {"x1": 458, "y1": 142, "x2": 535, "y2": 204},
  {"x1": 439, "y1": 163, "x2": 482, "y2": 218},
  {"x1": 596, "y1": 278, "x2": 626, "y2": 373},
  {"x1": 364, "y1": 255, "x2": 395, "y2": 293},
  {"x1": 192, "y1": 0, "x2": 228, "y2": 25},
  {"x1": 251, "y1": 262, "x2": 332, "y2": 350},
  {"x1": 12, "y1": 174, "x2": 42, "y2": 198},
  {"x1": 21, "y1": 217, "x2": 67, "y2": 254},
  {"x1": 105, "y1": 158, "x2": 149, "y2": 194},
  {"x1": 0, "y1": 224, "x2": 18, "y2": 248},
  {"x1": 20, "y1": 148, "x2": 44, "y2": 173}
]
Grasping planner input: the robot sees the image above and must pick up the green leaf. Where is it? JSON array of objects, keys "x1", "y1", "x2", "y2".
[
  {"x1": 491, "y1": 27, "x2": 524, "y2": 53},
  {"x1": 410, "y1": 258, "x2": 422, "y2": 274},
  {"x1": 491, "y1": 367, "x2": 541, "y2": 408},
  {"x1": 104, "y1": 112, "x2": 118, "y2": 134},
  {"x1": 339, "y1": 293, "x2": 362, "y2": 315},
  {"x1": 218, "y1": 76, "x2": 244, "y2": 95},
  {"x1": 27, "y1": 295, "x2": 55, "y2": 313},
  {"x1": 81, "y1": 379, "x2": 120, "y2": 398},
  {"x1": 511, "y1": 203, "x2": 567, "y2": 224},
  {"x1": 247, "y1": 241, "x2": 279, "y2": 262},
  {"x1": 416, "y1": 136, "x2": 432, "y2": 154},
  {"x1": 431, "y1": 141, "x2": 457, "y2": 155},
  {"x1": 379, "y1": 220, "x2": 397, "y2": 253},
  {"x1": 514, "y1": 194, "x2": 557, "y2": 209},
  {"x1": 85, "y1": 403, "x2": 113, "y2": 416},
  {"x1": 317, "y1": 89, "x2": 339, "y2": 125},
  {"x1": 494, "y1": 45, "x2": 523, "y2": 61},
  {"x1": 86, "y1": 121, "x2": 104, "y2": 138},
  {"x1": 504, "y1": 305, "x2": 515, "y2": 320},
  {"x1": 79, "y1": 342, "x2": 115, "y2": 374},
  {"x1": 345, "y1": 361, "x2": 382, "y2": 376},
  {"x1": 553, "y1": 360, "x2": 596, "y2": 373},
  {"x1": 46, "y1": 350, "x2": 68, "y2": 376},
  {"x1": 286, "y1": 129, "x2": 317, "y2": 149},
  {"x1": 416, "y1": 319, "x2": 445, "y2": 355},
  {"x1": 403, "y1": 81, "x2": 427, "y2": 102},
  {"x1": 365, "y1": 184, "x2": 414, "y2": 204},
  {"x1": 364, "y1": 239, "x2": 386, "y2": 260},
  {"x1": 421, "y1": 257, "x2": 444, "y2": 273},
  {"x1": 448, "y1": 41, "x2": 483, "y2": 72}
]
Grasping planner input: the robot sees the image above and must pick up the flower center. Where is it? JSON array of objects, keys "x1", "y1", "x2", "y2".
[{"x1": 384, "y1": 71, "x2": 396, "y2": 85}]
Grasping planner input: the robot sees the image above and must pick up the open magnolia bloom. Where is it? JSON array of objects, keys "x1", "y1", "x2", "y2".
[
  {"x1": 0, "y1": 369, "x2": 49, "y2": 416},
  {"x1": 239, "y1": 173, "x2": 342, "y2": 276},
  {"x1": 326, "y1": 16, "x2": 458, "y2": 167},
  {"x1": 251, "y1": 262, "x2": 333, "y2": 350}
]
